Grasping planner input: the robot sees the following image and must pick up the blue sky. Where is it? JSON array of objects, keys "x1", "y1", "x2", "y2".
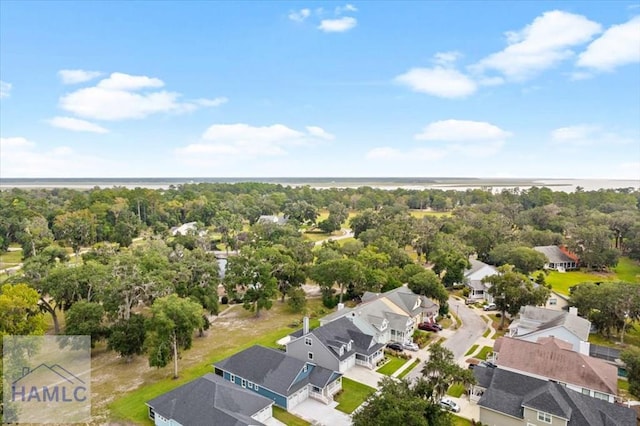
[{"x1": 1, "y1": 1, "x2": 639, "y2": 179}]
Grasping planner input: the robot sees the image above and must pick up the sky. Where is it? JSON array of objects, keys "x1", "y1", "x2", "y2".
[{"x1": 1, "y1": 1, "x2": 639, "y2": 179}]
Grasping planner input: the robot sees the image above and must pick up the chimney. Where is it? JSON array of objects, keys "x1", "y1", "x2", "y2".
[
  {"x1": 579, "y1": 340, "x2": 590, "y2": 355},
  {"x1": 337, "y1": 303, "x2": 344, "y2": 311},
  {"x1": 303, "y1": 316, "x2": 309, "y2": 335},
  {"x1": 569, "y1": 307, "x2": 578, "y2": 316}
]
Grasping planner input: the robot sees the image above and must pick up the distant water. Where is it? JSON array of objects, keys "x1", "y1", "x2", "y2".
[{"x1": 0, "y1": 177, "x2": 638, "y2": 193}]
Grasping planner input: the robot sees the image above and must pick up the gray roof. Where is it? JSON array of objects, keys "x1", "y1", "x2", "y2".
[
  {"x1": 310, "y1": 317, "x2": 384, "y2": 358},
  {"x1": 214, "y1": 345, "x2": 340, "y2": 397},
  {"x1": 515, "y1": 306, "x2": 590, "y2": 341},
  {"x1": 320, "y1": 306, "x2": 354, "y2": 324},
  {"x1": 475, "y1": 368, "x2": 635, "y2": 426},
  {"x1": 465, "y1": 258, "x2": 497, "y2": 277},
  {"x1": 533, "y1": 245, "x2": 576, "y2": 264},
  {"x1": 146, "y1": 373, "x2": 271, "y2": 426},
  {"x1": 467, "y1": 279, "x2": 486, "y2": 291}
]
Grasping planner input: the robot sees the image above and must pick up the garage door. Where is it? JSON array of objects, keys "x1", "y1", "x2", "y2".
[{"x1": 288, "y1": 386, "x2": 309, "y2": 409}]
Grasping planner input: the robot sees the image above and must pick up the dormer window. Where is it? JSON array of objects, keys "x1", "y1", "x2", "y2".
[
  {"x1": 414, "y1": 299, "x2": 421, "y2": 309},
  {"x1": 347, "y1": 342, "x2": 352, "y2": 351},
  {"x1": 303, "y1": 365, "x2": 308, "y2": 373},
  {"x1": 339, "y1": 346, "x2": 344, "y2": 356}
]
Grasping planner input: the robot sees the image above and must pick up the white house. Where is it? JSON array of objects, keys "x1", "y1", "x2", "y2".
[{"x1": 464, "y1": 258, "x2": 499, "y2": 301}]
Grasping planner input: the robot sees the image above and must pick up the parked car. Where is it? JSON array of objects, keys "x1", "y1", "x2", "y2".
[
  {"x1": 465, "y1": 298, "x2": 475, "y2": 305},
  {"x1": 386, "y1": 342, "x2": 404, "y2": 352},
  {"x1": 432, "y1": 322, "x2": 443, "y2": 330},
  {"x1": 403, "y1": 342, "x2": 419, "y2": 351},
  {"x1": 439, "y1": 397, "x2": 460, "y2": 413},
  {"x1": 418, "y1": 322, "x2": 440, "y2": 332},
  {"x1": 483, "y1": 302, "x2": 497, "y2": 311}
]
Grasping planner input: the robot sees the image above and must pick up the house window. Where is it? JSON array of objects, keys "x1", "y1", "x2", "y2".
[
  {"x1": 347, "y1": 342, "x2": 352, "y2": 351},
  {"x1": 230, "y1": 374, "x2": 235, "y2": 383},
  {"x1": 549, "y1": 298, "x2": 557, "y2": 305},
  {"x1": 305, "y1": 337, "x2": 312, "y2": 346},
  {"x1": 148, "y1": 408, "x2": 155, "y2": 421},
  {"x1": 248, "y1": 382, "x2": 253, "y2": 389},
  {"x1": 312, "y1": 385, "x2": 321, "y2": 393},
  {"x1": 255, "y1": 385, "x2": 260, "y2": 392},
  {"x1": 308, "y1": 352, "x2": 314, "y2": 360},
  {"x1": 241, "y1": 379, "x2": 246, "y2": 388},
  {"x1": 537, "y1": 411, "x2": 552, "y2": 424},
  {"x1": 303, "y1": 365, "x2": 308, "y2": 373},
  {"x1": 594, "y1": 391, "x2": 609, "y2": 401},
  {"x1": 582, "y1": 388, "x2": 591, "y2": 395}
]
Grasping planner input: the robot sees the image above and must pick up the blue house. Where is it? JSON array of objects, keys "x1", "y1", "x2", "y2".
[
  {"x1": 146, "y1": 373, "x2": 274, "y2": 426},
  {"x1": 214, "y1": 345, "x2": 342, "y2": 410}
]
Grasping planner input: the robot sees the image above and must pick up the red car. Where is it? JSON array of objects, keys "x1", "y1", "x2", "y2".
[{"x1": 418, "y1": 322, "x2": 440, "y2": 332}]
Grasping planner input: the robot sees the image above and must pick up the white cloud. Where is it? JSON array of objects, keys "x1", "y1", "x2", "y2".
[
  {"x1": 551, "y1": 124, "x2": 636, "y2": 146},
  {"x1": 306, "y1": 126, "x2": 335, "y2": 140},
  {"x1": 58, "y1": 72, "x2": 225, "y2": 121},
  {"x1": 415, "y1": 119, "x2": 512, "y2": 141},
  {"x1": 473, "y1": 10, "x2": 602, "y2": 80},
  {"x1": 176, "y1": 123, "x2": 333, "y2": 159},
  {"x1": 289, "y1": 8, "x2": 311, "y2": 22},
  {"x1": 0, "y1": 137, "x2": 107, "y2": 177},
  {"x1": 335, "y1": 4, "x2": 357, "y2": 14},
  {"x1": 47, "y1": 116, "x2": 109, "y2": 133},
  {"x1": 394, "y1": 67, "x2": 477, "y2": 98},
  {"x1": 318, "y1": 17, "x2": 357, "y2": 32},
  {"x1": 434, "y1": 51, "x2": 462, "y2": 66},
  {"x1": 0, "y1": 81, "x2": 12, "y2": 98},
  {"x1": 577, "y1": 16, "x2": 640, "y2": 71},
  {"x1": 58, "y1": 69, "x2": 102, "y2": 85}
]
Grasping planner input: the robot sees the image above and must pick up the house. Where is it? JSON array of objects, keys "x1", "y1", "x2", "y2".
[
  {"x1": 319, "y1": 286, "x2": 439, "y2": 344},
  {"x1": 170, "y1": 222, "x2": 202, "y2": 236},
  {"x1": 463, "y1": 258, "x2": 499, "y2": 300},
  {"x1": 472, "y1": 367, "x2": 635, "y2": 426},
  {"x1": 257, "y1": 215, "x2": 288, "y2": 225},
  {"x1": 508, "y1": 306, "x2": 590, "y2": 352},
  {"x1": 533, "y1": 245, "x2": 579, "y2": 271},
  {"x1": 492, "y1": 336, "x2": 619, "y2": 403},
  {"x1": 286, "y1": 316, "x2": 385, "y2": 372},
  {"x1": 213, "y1": 345, "x2": 342, "y2": 410},
  {"x1": 146, "y1": 373, "x2": 274, "y2": 426}
]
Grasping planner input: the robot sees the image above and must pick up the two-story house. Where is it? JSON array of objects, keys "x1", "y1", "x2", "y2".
[
  {"x1": 508, "y1": 306, "x2": 590, "y2": 353},
  {"x1": 214, "y1": 345, "x2": 342, "y2": 410},
  {"x1": 319, "y1": 286, "x2": 439, "y2": 344},
  {"x1": 472, "y1": 367, "x2": 635, "y2": 426},
  {"x1": 286, "y1": 316, "x2": 385, "y2": 372},
  {"x1": 463, "y1": 258, "x2": 499, "y2": 301},
  {"x1": 493, "y1": 336, "x2": 619, "y2": 403}
]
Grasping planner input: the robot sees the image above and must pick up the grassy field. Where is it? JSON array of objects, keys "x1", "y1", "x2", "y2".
[
  {"x1": 447, "y1": 383, "x2": 466, "y2": 398},
  {"x1": 453, "y1": 415, "x2": 473, "y2": 426},
  {"x1": 588, "y1": 322, "x2": 640, "y2": 349},
  {"x1": 108, "y1": 300, "x2": 326, "y2": 424},
  {"x1": 409, "y1": 209, "x2": 452, "y2": 219},
  {"x1": 0, "y1": 249, "x2": 22, "y2": 268},
  {"x1": 376, "y1": 355, "x2": 408, "y2": 376},
  {"x1": 273, "y1": 406, "x2": 311, "y2": 426},
  {"x1": 397, "y1": 358, "x2": 420, "y2": 379},
  {"x1": 315, "y1": 210, "x2": 358, "y2": 228},
  {"x1": 464, "y1": 344, "x2": 479, "y2": 357},
  {"x1": 545, "y1": 257, "x2": 640, "y2": 296},
  {"x1": 334, "y1": 377, "x2": 376, "y2": 414},
  {"x1": 482, "y1": 328, "x2": 491, "y2": 338},
  {"x1": 476, "y1": 345, "x2": 493, "y2": 361}
]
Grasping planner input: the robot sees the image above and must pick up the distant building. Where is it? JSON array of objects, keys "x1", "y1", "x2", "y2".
[
  {"x1": 533, "y1": 245, "x2": 578, "y2": 271},
  {"x1": 257, "y1": 215, "x2": 288, "y2": 225},
  {"x1": 508, "y1": 306, "x2": 590, "y2": 352},
  {"x1": 463, "y1": 258, "x2": 499, "y2": 301},
  {"x1": 170, "y1": 222, "x2": 207, "y2": 237}
]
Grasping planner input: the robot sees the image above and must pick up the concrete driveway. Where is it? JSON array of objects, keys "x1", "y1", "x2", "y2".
[
  {"x1": 343, "y1": 365, "x2": 384, "y2": 388},
  {"x1": 290, "y1": 399, "x2": 352, "y2": 426}
]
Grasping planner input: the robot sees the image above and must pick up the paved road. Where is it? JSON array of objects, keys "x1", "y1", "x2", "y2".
[
  {"x1": 406, "y1": 296, "x2": 487, "y2": 382},
  {"x1": 313, "y1": 229, "x2": 354, "y2": 246}
]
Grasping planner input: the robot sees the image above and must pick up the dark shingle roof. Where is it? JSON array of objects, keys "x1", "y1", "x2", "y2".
[
  {"x1": 146, "y1": 373, "x2": 271, "y2": 426},
  {"x1": 476, "y1": 369, "x2": 636, "y2": 426},
  {"x1": 214, "y1": 345, "x2": 340, "y2": 397}
]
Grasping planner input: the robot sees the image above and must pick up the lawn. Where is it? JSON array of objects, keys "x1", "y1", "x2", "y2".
[
  {"x1": 376, "y1": 355, "x2": 408, "y2": 376},
  {"x1": 453, "y1": 415, "x2": 473, "y2": 426},
  {"x1": 273, "y1": 406, "x2": 310, "y2": 426},
  {"x1": 302, "y1": 230, "x2": 333, "y2": 242},
  {"x1": 108, "y1": 300, "x2": 326, "y2": 424},
  {"x1": 544, "y1": 257, "x2": 640, "y2": 296},
  {"x1": 588, "y1": 322, "x2": 640, "y2": 349},
  {"x1": 334, "y1": 377, "x2": 376, "y2": 414},
  {"x1": 0, "y1": 249, "x2": 22, "y2": 268},
  {"x1": 464, "y1": 344, "x2": 479, "y2": 357},
  {"x1": 447, "y1": 383, "x2": 466, "y2": 398},
  {"x1": 409, "y1": 209, "x2": 452, "y2": 219},
  {"x1": 397, "y1": 359, "x2": 420, "y2": 379},
  {"x1": 482, "y1": 328, "x2": 491, "y2": 338},
  {"x1": 476, "y1": 345, "x2": 494, "y2": 361}
]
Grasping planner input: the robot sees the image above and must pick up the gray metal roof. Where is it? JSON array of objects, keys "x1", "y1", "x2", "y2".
[
  {"x1": 465, "y1": 258, "x2": 497, "y2": 277},
  {"x1": 476, "y1": 369, "x2": 635, "y2": 426},
  {"x1": 533, "y1": 245, "x2": 576, "y2": 264},
  {"x1": 516, "y1": 306, "x2": 590, "y2": 341},
  {"x1": 214, "y1": 345, "x2": 340, "y2": 397},
  {"x1": 146, "y1": 373, "x2": 271, "y2": 426}
]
